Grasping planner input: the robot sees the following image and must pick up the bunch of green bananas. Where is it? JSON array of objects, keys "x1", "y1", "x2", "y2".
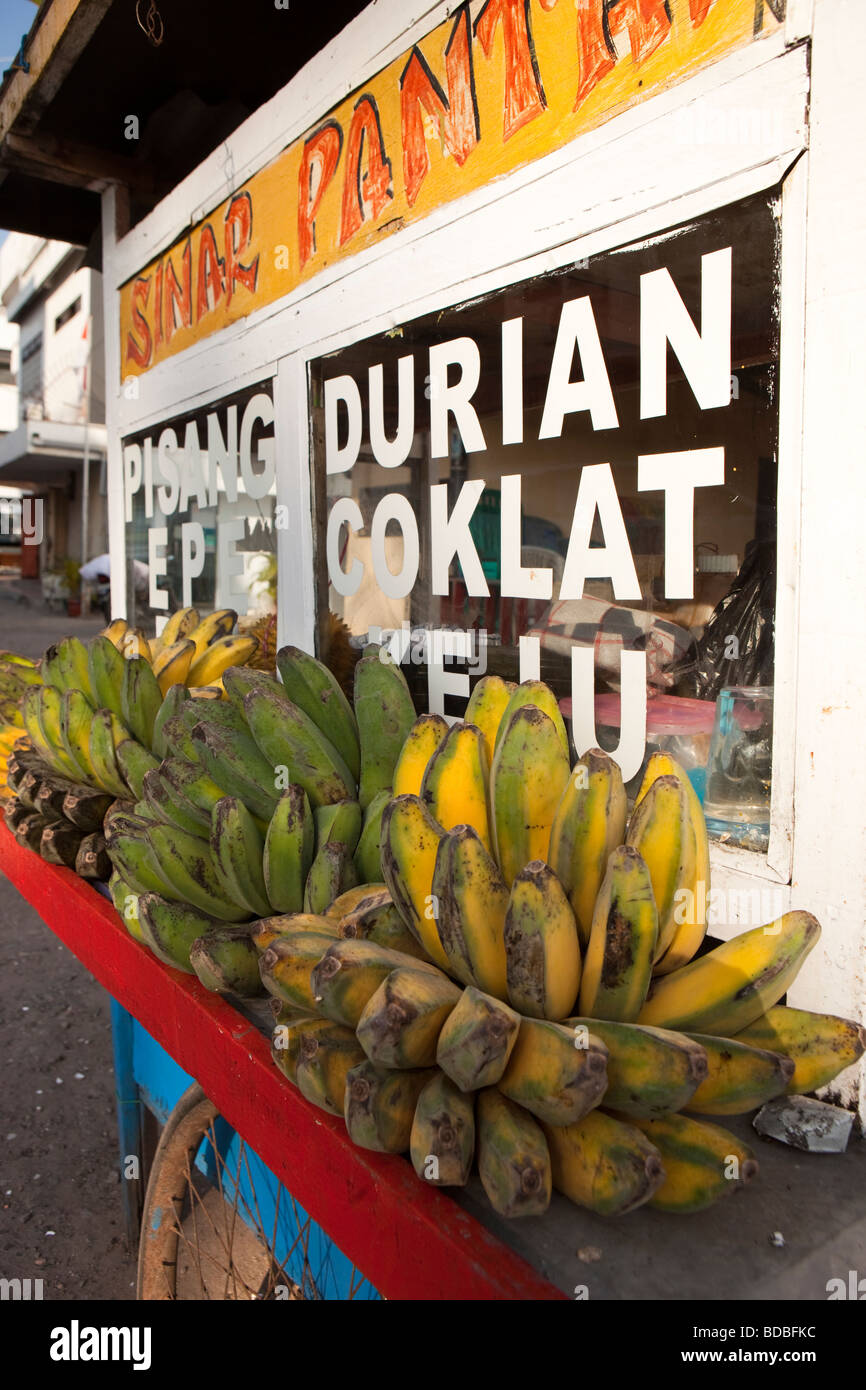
[{"x1": 104, "y1": 642, "x2": 417, "y2": 965}]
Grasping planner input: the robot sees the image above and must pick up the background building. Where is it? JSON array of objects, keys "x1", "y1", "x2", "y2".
[{"x1": 0, "y1": 233, "x2": 107, "y2": 581}]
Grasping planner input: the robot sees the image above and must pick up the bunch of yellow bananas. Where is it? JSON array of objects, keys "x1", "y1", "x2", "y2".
[
  {"x1": 104, "y1": 654, "x2": 861, "y2": 1226},
  {"x1": 102, "y1": 607, "x2": 258, "y2": 696}
]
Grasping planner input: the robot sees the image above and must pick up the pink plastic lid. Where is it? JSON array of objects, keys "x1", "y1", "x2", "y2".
[{"x1": 559, "y1": 693, "x2": 716, "y2": 734}]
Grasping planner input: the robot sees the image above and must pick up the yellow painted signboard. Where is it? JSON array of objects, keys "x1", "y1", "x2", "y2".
[{"x1": 120, "y1": 0, "x2": 782, "y2": 378}]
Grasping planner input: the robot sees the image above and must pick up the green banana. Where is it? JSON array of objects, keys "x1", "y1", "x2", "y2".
[
  {"x1": 145, "y1": 823, "x2": 251, "y2": 922},
  {"x1": 353, "y1": 646, "x2": 416, "y2": 809},
  {"x1": 494, "y1": 680, "x2": 569, "y2": 758},
  {"x1": 435, "y1": 985, "x2": 522, "y2": 1091},
  {"x1": 107, "y1": 832, "x2": 186, "y2": 899},
  {"x1": 491, "y1": 704, "x2": 570, "y2": 887},
  {"x1": 59, "y1": 688, "x2": 96, "y2": 781},
  {"x1": 410, "y1": 1072, "x2": 475, "y2": 1186},
  {"x1": 141, "y1": 769, "x2": 208, "y2": 837},
  {"x1": 244, "y1": 686, "x2": 356, "y2": 809},
  {"x1": 152, "y1": 684, "x2": 190, "y2": 759},
  {"x1": 263, "y1": 786, "x2": 315, "y2": 913},
  {"x1": 352, "y1": 789, "x2": 390, "y2": 884},
  {"x1": 43, "y1": 636, "x2": 96, "y2": 705},
  {"x1": 547, "y1": 748, "x2": 627, "y2": 948},
  {"x1": 578, "y1": 845, "x2": 659, "y2": 1022},
  {"x1": 221, "y1": 665, "x2": 286, "y2": 710},
  {"x1": 87, "y1": 635, "x2": 126, "y2": 720},
  {"x1": 276, "y1": 644, "x2": 361, "y2": 784},
  {"x1": 138, "y1": 892, "x2": 225, "y2": 972},
  {"x1": 476, "y1": 1088, "x2": 551, "y2": 1219},
  {"x1": 109, "y1": 870, "x2": 146, "y2": 944},
  {"x1": 191, "y1": 721, "x2": 281, "y2": 822},
  {"x1": 303, "y1": 840, "x2": 358, "y2": 915},
  {"x1": 34, "y1": 687, "x2": 82, "y2": 780},
  {"x1": 189, "y1": 927, "x2": 264, "y2": 996},
  {"x1": 564, "y1": 1017, "x2": 708, "y2": 1118},
  {"x1": 115, "y1": 739, "x2": 160, "y2": 802},
  {"x1": 159, "y1": 758, "x2": 226, "y2": 822},
  {"x1": 210, "y1": 796, "x2": 272, "y2": 917},
  {"x1": 355, "y1": 966, "x2": 462, "y2": 1068},
  {"x1": 89, "y1": 710, "x2": 132, "y2": 798},
  {"x1": 344, "y1": 1061, "x2": 434, "y2": 1153},
  {"x1": 121, "y1": 656, "x2": 163, "y2": 751},
  {"x1": 314, "y1": 798, "x2": 363, "y2": 856}
]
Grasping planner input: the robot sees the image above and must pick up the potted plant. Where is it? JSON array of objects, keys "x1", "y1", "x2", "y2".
[{"x1": 63, "y1": 557, "x2": 82, "y2": 616}]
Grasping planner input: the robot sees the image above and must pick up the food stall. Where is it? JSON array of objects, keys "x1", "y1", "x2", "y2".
[{"x1": 2, "y1": 0, "x2": 864, "y2": 1301}]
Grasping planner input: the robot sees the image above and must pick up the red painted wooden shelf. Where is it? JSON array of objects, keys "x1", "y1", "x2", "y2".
[{"x1": 0, "y1": 824, "x2": 564, "y2": 1301}]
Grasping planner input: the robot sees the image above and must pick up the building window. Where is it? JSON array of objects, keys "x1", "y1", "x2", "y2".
[
  {"x1": 19, "y1": 332, "x2": 43, "y2": 403},
  {"x1": 0, "y1": 347, "x2": 13, "y2": 386},
  {"x1": 54, "y1": 297, "x2": 82, "y2": 333}
]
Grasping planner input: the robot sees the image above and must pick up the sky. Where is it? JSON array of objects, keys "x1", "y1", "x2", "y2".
[{"x1": 0, "y1": 0, "x2": 41, "y2": 246}]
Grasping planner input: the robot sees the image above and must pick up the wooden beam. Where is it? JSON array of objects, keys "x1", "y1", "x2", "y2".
[
  {"x1": 1, "y1": 131, "x2": 160, "y2": 196},
  {"x1": 0, "y1": 0, "x2": 114, "y2": 144}
]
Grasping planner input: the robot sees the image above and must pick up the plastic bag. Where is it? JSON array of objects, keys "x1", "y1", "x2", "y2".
[{"x1": 675, "y1": 539, "x2": 775, "y2": 701}]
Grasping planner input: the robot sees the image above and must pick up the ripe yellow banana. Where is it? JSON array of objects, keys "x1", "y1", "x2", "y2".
[
  {"x1": 733, "y1": 1006, "x2": 866, "y2": 1097},
  {"x1": 505, "y1": 859, "x2": 581, "y2": 1021},
  {"x1": 393, "y1": 713, "x2": 449, "y2": 798},
  {"x1": 355, "y1": 966, "x2": 461, "y2": 1068},
  {"x1": 683, "y1": 1032, "x2": 794, "y2": 1115},
  {"x1": 635, "y1": 752, "x2": 710, "y2": 974},
  {"x1": 310, "y1": 937, "x2": 440, "y2": 1027},
  {"x1": 294, "y1": 1022, "x2": 366, "y2": 1116},
  {"x1": 153, "y1": 638, "x2": 195, "y2": 696},
  {"x1": 625, "y1": 774, "x2": 696, "y2": 962},
  {"x1": 184, "y1": 608, "x2": 236, "y2": 663},
  {"x1": 101, "y1": 618, "x2": 130, "y2": 651},
  {"x1": 152, "y1": 606, "x2": 201, "y2": 658},
  {"x1": 548, "y1": 748, "x2": 627, "y2": 949},
  {"x1": 498, "y1": 1017, "x2": 609, "y2": 1126},
  {"x1": 430, "y1": 824, "x2": 509, "y2": 998},
  {"x1": 465, "y1": 675, "x2": 514, "y2": 768},
  {"x1": 578, "y1": 845, "x2": 658, "y2": 1021},
  {"x1": 187, "y1": 635, "x2": 258, "y2": 688},
  {"x1": 637, "y1": 911, "x2": 821, "y2": 1036},
  {"x1": 420, "y1": 721, "x2": 492, "y2": 852},
  {"x1": 544, "y1": 1110, "x2": 666, "y2": 1216},
  {"x1": 380, "y1": 794, "x2": 450, "y2": 971},
  {"x1": 625, "y1": 1111, "x2": 759, "y2": 1213}
]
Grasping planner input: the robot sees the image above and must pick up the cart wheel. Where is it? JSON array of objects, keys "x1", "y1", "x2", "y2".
[{"x1": 137, "y1": 1082, "x2": 376, "y2": 1300}]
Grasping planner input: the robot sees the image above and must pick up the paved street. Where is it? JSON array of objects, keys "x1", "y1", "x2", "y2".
[{"x1": 0, "y1": 586, "x2": 136, "y2": 1299}]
